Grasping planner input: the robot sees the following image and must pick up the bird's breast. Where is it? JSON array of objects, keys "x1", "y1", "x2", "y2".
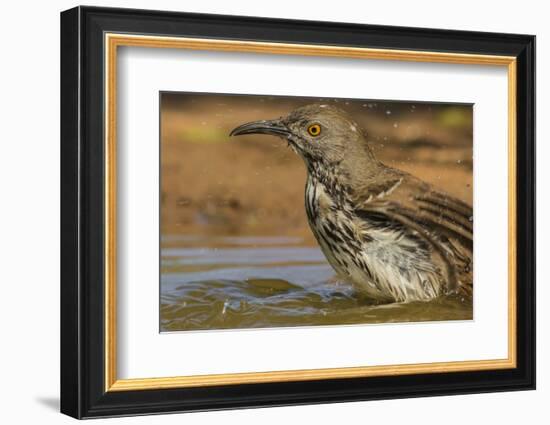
[
  {"x1": 304, "y1": 177, "x2": 445, "y2": 302},
  {"x1": 304, "y1": 178, "x2": 360, "y2": 266},
  {"x1": 305, "y1": 179, "x2": 331, "y2": 221}
]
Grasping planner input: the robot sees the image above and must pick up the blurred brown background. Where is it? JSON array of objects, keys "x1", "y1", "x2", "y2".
[{"x1": 160, "y1": 93, "x2": 472, "y2": 246}]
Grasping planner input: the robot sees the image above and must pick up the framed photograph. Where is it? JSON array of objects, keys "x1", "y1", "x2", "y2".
[{"x1": 60, "y1": 6, "x2": 535, "y2": 419}]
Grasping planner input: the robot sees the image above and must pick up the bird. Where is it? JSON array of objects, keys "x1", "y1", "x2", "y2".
[{"x1": 230, "y1": 104, "x2": 472, "y2": 303}]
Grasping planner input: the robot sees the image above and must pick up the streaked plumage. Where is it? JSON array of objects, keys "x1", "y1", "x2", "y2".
[{"x1": 230, "y1": 104, "x2": 472, "y2": 303}]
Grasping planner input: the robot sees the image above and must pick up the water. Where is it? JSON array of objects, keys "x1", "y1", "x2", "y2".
[{"x1": 160, "y1": 236, "x2": 472, "y2": 332}]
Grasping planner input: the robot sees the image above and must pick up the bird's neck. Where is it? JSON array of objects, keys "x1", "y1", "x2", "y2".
[{"x1": 306, "y1": 161, "x2": 351, "y2": 204}]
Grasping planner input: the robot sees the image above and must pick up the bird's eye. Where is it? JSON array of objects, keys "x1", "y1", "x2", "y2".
[{"x1": 307, "y1": 124, "x2": 322, "y2": 137}]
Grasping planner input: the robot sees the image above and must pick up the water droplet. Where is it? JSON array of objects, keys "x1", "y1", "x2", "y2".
[
  {"x1": 457, "y1": 159, "x2": 462, "y2": 164},
  {"x1": 393, "y1": 123, "x2": 398, "y2": 128},
  {"x1": 385, "y1": 110, "x2": 392, "y2": 115}
]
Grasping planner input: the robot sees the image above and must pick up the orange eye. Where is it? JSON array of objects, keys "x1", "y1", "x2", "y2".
[{"x1": 307, "y1": 124, "x2": 321, "y2": 137}]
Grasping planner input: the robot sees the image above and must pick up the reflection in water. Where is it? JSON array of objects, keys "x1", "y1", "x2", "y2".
[{"x1": 160, "y1": 236, "x2": 472, "y2": 332}]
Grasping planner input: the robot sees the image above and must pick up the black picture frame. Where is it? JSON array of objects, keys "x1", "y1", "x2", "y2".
[{"x1": 60, "y1": 5, "x2": 535, "y2": 419}]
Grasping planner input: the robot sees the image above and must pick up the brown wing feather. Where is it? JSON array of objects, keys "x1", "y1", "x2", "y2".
[{"x1": 352, "y1": 170, "x2": 473, "y2": 294}]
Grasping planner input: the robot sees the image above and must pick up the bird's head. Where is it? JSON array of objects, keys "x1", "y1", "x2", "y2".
[{"x1": 230, "y1": 104, "x2": 377, "y2": 170}]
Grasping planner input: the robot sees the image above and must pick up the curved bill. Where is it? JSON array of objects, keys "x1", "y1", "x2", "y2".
[{"x1": 229, "y1": 119, "x2": 290, "y2": 137}]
